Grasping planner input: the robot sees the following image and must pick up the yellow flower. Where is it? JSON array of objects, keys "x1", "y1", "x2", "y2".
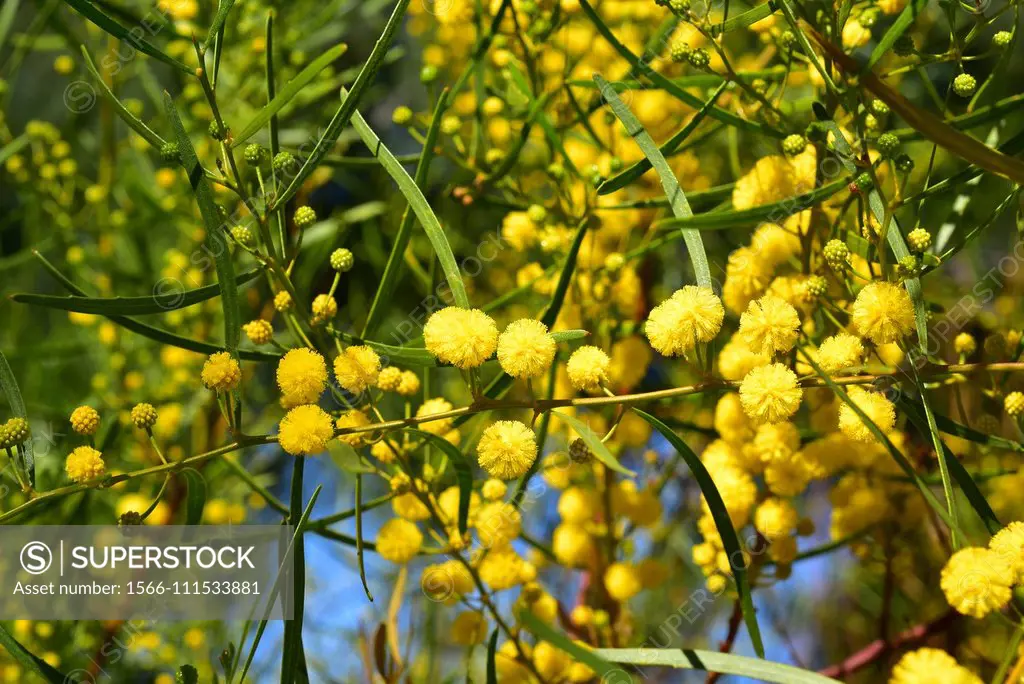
[
  {"x1": 754, "y1": 498, "x2": 798, "y2": 540},
  {"x1": 477, "y1": 420, "x2": 537, "y2": 480},
  {"x1": 278, "y1": 405, "x2": 334, "y2": 456},
  {"x1": 842, "y1": 19, "x2": 871, "y2": 49},
  {"x1": 201, "y1": 352, "x2": 241, "y2": 392},
  {"x1": 336, "y1": 409, "x2": 372, "y2": 447},
  {"x1": 276, "y1": 348, "x2": 328, "y2": 405},
  {"x1": 415, "y1": 397, "x2": 454, "y2": 435},
  {"x1": 738, "y1": 295, "x2": 800, "y2": 356},
  {"x1": 739, "y1": 363, "x2": 802, "y2": 424},
  {"x1": 852, "y1": 282, "x2": 915, "y2": 345},
  {"x1": 70, "y1": 406, "x2": 100, "y2": 436},
  {"x1": 717, "y1": 337, "x2": 769, "y2": 381},
  {"x1": 482, "y1": 478, "x2": 507, "y2": 500},
  {"x1": 65, "y1": 446, "x2": 104, "y2": 483},
  {"x1": 889, "y1": 648, "x2": 982, "y2": 684},
  {"x1": 940, "y1": 547, "x2": 1014, "y2": 618},
  {"x1": 376, "y1": 518, "x2": 423, "y2": 563},
  {"x1": 310, "y1": 294, "x2": 337, "y2": 325},
  {"x1": 496, "y1": 319, "x2": 556, "y2": 379},
  {"x1": 475, "y1": 501, "x2": 521, "y2": 547},
  {"x1": 423, "y1": 307, "x2": 498, "y2": 369},
  {"x1": 644, "y1": 286, "x2": 724, "y2": 356},
  {"x1": 479, "y1": 546, "x2": 527, "y2": 590},
  {"x1": 566, "y1": 345, "x2": 610, "y2": 392},
  {"x1": 243, "y1": 319, "x2": 274, "y2": 345},
  {"x1": 552, "y1": 522, "x2": 595, "y2": 567},
  {"x1": 333, "y1": 345, "x2": 381, "y2": 394},
  {"x1": 988, "y1": 521, "x2": 1024, "y2": 584},
  {"x1": 837, "y1": 387, "x2": 895, "y2": 443},
  {"x1": 397, "y1": 370, "x2": 421, "y2": 396},
  {"x1": 450, "y1": 611, "x2": 487, "y2": 645},
  {"x1": 377, "y1": 366, "x2": 403, "y2": 392},
  {"x1": 817, "y1": 333, "x2": 864, "y2": 373},
  {"x1": 604, "y1": 562, "x2": 642, "y2": 602}
]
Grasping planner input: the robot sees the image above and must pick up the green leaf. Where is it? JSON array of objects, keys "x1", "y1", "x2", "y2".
[
  {"x1": 81, "y1": 47, "x2": 166, "y2": 149},
  {"x1": 485, "y1": 629, "x2": 499, "y2": 684},
  {"x1": 540, "y1": 219, "x2": 588, "y2": 328},
  {"x1": 0, "y1": 0, "x2": 20, "y2": 54},
  {"x1": 599, "y1": 81, "x2": 727, "y2": 195},
  {"x1": 344, "y1": 89, "x2": 470, "y2": 309},
  {"x1": 578, "y1": 0, "x2": 784, "y2": 138},
  {"x1": 549, "y1": 329, "x2": 589, "y2": 343},
  {"x1": 204, "y1": 0, "x2": 236, "y2": 49},
  {"x1": 897, "y1": 395, "x2": 1002, "y2": 535},
  {"x1": 0, "y1": 349, "x2": 33, "y2": 481},
  {"x1": 712, "y1": 0, "x2": 778, "y2": 35},
  {"x1": 232, "y1": 43, "x2": 349, "y2": 148},
  {"x1": 31, "y1": 251, "x2": 280, "y2": 362},
  {"x1": 592, "y1": 647, "x2": 842, "y2": 684},
  {"x1": 334, "y1": 332, "x2": 441, "y2": 367},
  {"x1": 654, "y1": 176, "x2": 850, "y2": 230},
  {"x1": 60, "y1": 0, "x2": 191, "y2": 73},
  {"x1": 327, "y1": 440, "x2": 374, "y2": 474},
  {"x1": 180, "y1": 468, "x2": 207, "y2": 525},
  {"x1": 634, "y1": 409, "x2": 764, "y2": 658},
  {"x1": 408, "y1": 429, "x2": 474, "y2": 536},
  {"x1": 520, "y1": 612, "x2": 629, "y2": 680},
  {"x1": 595, "y1": 74, "x2": 712, "y2": 289},
  {"x1": 0, "y1": 624, "x2": 66, "y2": 683},
  {"x1": 363, "y1": 90, "x2": 448, "y2": 339},
  {"x1": 11, "y1": 268, "x2": 260, "y2": 315},
  {"x1": 0, "y1": 135, "x2": 28, "y2": 168},
  {"x1": 273, "y1": 0, "x2": 411, "y2": 210},
  {"x1": 865, "y1": 0, "x2": 927, "y2": 70},
  {"x1": 163, "y1": 91, "x2": 242, "y2": 358},
  {"x1": 552, "y1": 410, "x2": 634, "y2": 476},
  {"x1": 355, "y1": 473, "x2": 373, "y2": 601}
]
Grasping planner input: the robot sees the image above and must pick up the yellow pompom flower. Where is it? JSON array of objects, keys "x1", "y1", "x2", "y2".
[
  {"x1": 336, "y1": 409, "x2": 372, "y2": 447},
  {"x1": 477, "y1": 420, "x2": 537, "y2": 480},
  {"x1": 278, "y1": 405, "x2": 334, "y2": 456},
  {"x1": 1003, "y1": 391, "x2": 1024, "y2": 417},
  {"x1": 817, "y1": 333, "x2": 865, "y2": 373},
  {"x1": 450, "y1": 611, "x2": 487, "y2": 645},
  {"x1": 70, "y1": 406, "x2": 100, "y2": 436},
  {"x1": 738, "y1": 295, "x2": 800, "y2": 356},
  {"x1": 416, "y1": 397, "x2": 454, "y2": 435},
  {"x1": 65, "y1": 446, "x2": 105, "y2": 483},
  {"x1": 940, "y1": 547, "x2": 1014, "y2": 618},
  {"x1": 988, "y1": 521, "x2": 1024, "y2": 584},
  {"x1": 310, "y1": 294, "x2": 337, "y2": 325},
  {"x1": 201, "y1": 352, "x2": 241, "y2": 391},
  {"x1": 423, "y1": 307, "x2": 498, "y2": 369},
  {"x1": 377, "y1": 366, "x2": 403, "y2": 392},
  {"x1": 333, "y1": 345, "x2": 381, "y2": 394},
  {"x1": 718, "y1": 337, "x2": 769, "y2": 381},
  {"x1": 397, "y1": 370, "x2": 421, "y2": 397},
  {"x1": 852, "y1": 282, "x2": 915, "y2": 345},
  {"x1": 889, "y1": 648, "x2": 982, "y2": 684},
  {"x1": 475, "y1": 501, "x2": 521, "y2": 547},
  {"x1": 604, "y1": 562, "x2": 642, "y2": 602},
  {"x1": 376, "y1": 518, "x2": 423, "y2": 563},
  {"x1": 837, "y1": 387, "x2": 895, "y2": 442},
  {"x1": 496, "y1": 319, "x2": 556, "y2": 379},
  {"x1": 276, "y1": 348, "x2": 328, "y2": 405},
  {"x1": 754, "y1": 498, "x2": 798, "y2": 540},
  {"x1": 482, "y1": 478, "x2": 507, "y2": 500},
  {"x1": 552, "y1": 523, "x2": 595, "y2": 567},
  {"x1": 739, "y1": 363, "x2": 802, "y2": 424},
  {"x1": 644, "y1": 286, "x2": 724, "y2": 356},
  {"x1": 243, "y1": 319, "x2": 274, "y2": 345},
  {"x1": 566, "y1": 345, "x2": 610, "y2": 392}
]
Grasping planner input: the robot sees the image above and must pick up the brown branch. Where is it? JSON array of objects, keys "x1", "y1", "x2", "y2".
[
  {"x1": 818, "y1": 610, "x2": 958, "y2": 679},
  {"x1": 706, "y1": 600, "x2": 744, "y2": 684}
]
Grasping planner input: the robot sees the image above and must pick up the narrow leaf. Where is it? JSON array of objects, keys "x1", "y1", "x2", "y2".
[
  {"x1": 552, "y1": 410, "x2": 634, "y2": 476},
  {"x1": 520, "y1": 612, "x2": 629, "y2": 680},
  {"x1": 634, "y1": 409, "x2": 764, "y2": 658},
  {"x1": 712, "y1": 0, "x2": 778, "y2": 35},
  {"x1": 408, "y1": 429, "x2": 474, "y2": 536},
  {"x1": 11, "y1": 268, "x2": 260, "y2": 315},
  {"x1": 549, "y1": 329, "x2": 589, "y2": 343},
  {"x1": 595, "y1": 74, "x2": 712, "y2": 289},
  {"x1": 0, "y1": 349, "x2": 33, "y2": 480},
  {"x1": 81, "y1": 47, "x2": 165, "y2": 148},
  {"x1": 60, "y1": 0, "x2": 191, "y2": 73},
  {"x1": 865, "y1": 0, "x2": 927, "y2": 70},
  {"x1": 180, "y1": 468, "x2": 207, "y2": 525},
  {"x1": 0, "y1": 625, "x2": 66, "y2": 683},
  {"x1": 273, "y1": 0, "x2": 411, "y2": 210},
  {"x1": 593, "y1": 647, "x2": 842, "y2": 684},
  {"x1": 163, "y1": 91, "x2": 241, "y2": 357},
  {"x1": 345, "y1": 90, "x2": 470, "y2": 309},
  {"x1": 232, "y1": 43, "x2": 349, "y2": 148},
  {"x1": 204, "y1": 0, "x2": 236, "y2": 49},
  {"x1": 485, "y1": 629, "x2": 499, "y2": 684}
]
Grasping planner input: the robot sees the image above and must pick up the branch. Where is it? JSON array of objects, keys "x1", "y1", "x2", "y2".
[{"x1": 818, "y1": 610, "x2": 958, "y2": 678}]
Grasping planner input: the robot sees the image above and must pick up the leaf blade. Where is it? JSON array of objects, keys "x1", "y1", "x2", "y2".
[
  {"x1": 60, "y1": 0, "x2": 191, "y2": 73},
  {"x1": 552, "y1": 410, "x2": 634, "y2": 477}
]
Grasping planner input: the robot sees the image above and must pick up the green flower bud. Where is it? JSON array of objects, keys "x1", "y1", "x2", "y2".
[
  {"x1": 895, "y1": 153, "x2": 914, "y2": 173},
  {"x1": 670, "y1": 41, "x2": 691, "y2": 63},
  {"x1": 993, "y1": 31, "x2": 1012, "y2": 49},
  {"x1": 231, "y1": 225, "x2": 254, "y2": 247},
  {"x1": 953, "y1": 73, "x2": 976, "y2": 98},
  {"x1": 392, "y1": 106, "x2": 414, "y2": 126},
  {"x1": 330, "y1": 248, "x2": 354, "y2": 272},
  {"x1": 159, "y1": 142, "x2": 180, "y2": 164},
  {"x1": 420, "y1": 65, "x2": 439, "y2": 84},
  {"x1": 0, "y1": 418, "x2": 29, "y2": 449},
  {"x1": 175, "y1": 665, "x2": 199, "y2": 684},
  {"x1": 243, "y1": 143, "x2": 266, "y2": 166},
  {"x1": 294, "y1": 205, "x2": 317, "y2": 229},
  {"x1": 782, "y1": 134, "x2": 807, "y2": 156},
  {"x1": 876, "y1": 132, "x2": 899, "y2": 157},
  {"x1": 272, "y1": 151, "x2": 296, "y2": 174},
  {"x1": 907, "y1": 228, "x2": 932, "y2": 253},
  {"x1": 687, "y1": 48, "x2": 710, "y2": 69},
  {"x1": 208, "y1": 120, "x2": 227, "y2": 141},
  {"x1": 823, "y1": 239, "x2": 850, "y2": 271}
]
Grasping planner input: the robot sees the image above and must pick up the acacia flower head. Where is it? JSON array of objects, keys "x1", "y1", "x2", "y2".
[
  {"x1": 496, "y1": 318, "x2": 556, "y2": 379},
  {"x1": 201, "y1": 352, "x2": 241, "y2": 392},
  {"x1": 476, "y1": 420, "x2": 537, "y2": 480},
  {"x1": 278, "y1": 404, "x2": 334, "y2": 456},
  {"x1": 423, "y1": 307, "x2": 498, "y2": 369},
  {"x1": 333, "y1": 345, "x2": 381, "y2": 394},
  {"x1": 837, "y1": 387, "x2": 896, "y2": 442},
  {"x1": 940, "y1": 547, "x2": 1013, "y2": 618},
  {"x1": 738, "y1": 295, "x2": 800, "y2": 356},
  {"x1": 852, "y1": 281, "x2": 914, "y2": 345},
  {"x1": 376, "y1": 518, "x2": 423, "y2": 564},
  {"x1": 739, "y1": 363, "x2": 802, "y2": 424},
  {"x1": 70, "y1": 405, "x2": 100, "y2": 436},
  {"x1": 644, "y1": 286, "x2": 724, "y2": 356},
  {"x1": 65, "y1": 446, "x2": 104, "y2": 483},
  {"x1": 566, "y1": 345, "x2": 611, "y2": 392},
  {"x1": 276, "y1": 348, "x2": 328, "y2": 405}
]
